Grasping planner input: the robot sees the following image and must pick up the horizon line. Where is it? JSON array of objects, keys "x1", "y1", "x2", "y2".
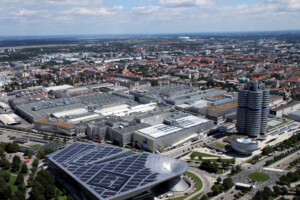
[{"x1": 0, "y1": 29, "x2": 300, "y2": 38}]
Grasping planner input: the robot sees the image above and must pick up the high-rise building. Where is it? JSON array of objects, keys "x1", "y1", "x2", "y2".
[{"x1": 236, "y1": 81, "x2": 270, "y2": 137}]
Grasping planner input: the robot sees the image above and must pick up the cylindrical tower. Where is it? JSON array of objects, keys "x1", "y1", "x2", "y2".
[
  {"x1": 260, "y1": 89, "x2": 270, "y2": 134},
  {"x1": 236, "y1": 90, "x2": 248, "y2": 133},
  {"x1": 236, "y1": 81, "x2": 270, "y2": 137},
  {"x1": 237, "y1": 107, "x2": 247, "y2": 133},
  {"x1": 247, "y1": 90, "x2": 263, "y2": 137}
]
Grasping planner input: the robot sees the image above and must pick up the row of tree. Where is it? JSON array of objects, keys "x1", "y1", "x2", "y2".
[
  {"x1": 252, "y1": 185, "x2": 300, "y2": 200},
  {"x1": 29, "y1": 169, "x2": 73, "y2": 200},
  {"x1": 211, "y1": 177, "x2": 235, "y2": 196},
  {"x1": 264, "y1": 146, "x2": 300, "y2": 166}
]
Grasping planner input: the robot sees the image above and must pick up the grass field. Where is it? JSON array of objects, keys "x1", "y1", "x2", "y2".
[
  {"x1": 189, "y1": 151, "x2": 235, "y2": 165},
  {"x1": 30, "y1": 144, "x2": 41, "y2": 148},
  {"x1": 210, "y1": 141, "x2": 228, "y2": 149},
  {"x1": 8, "y1": 175, "x2": 18, "y2": 194},
  {"x1": 169, "y1": 171, "x2": 203, "y2": 200},
  {"x1": 248, "y1": 172, "x2": 270, "y2": 182},
  {"x1": 190, "y1": 152, "x2": 218, "y2": 158}
]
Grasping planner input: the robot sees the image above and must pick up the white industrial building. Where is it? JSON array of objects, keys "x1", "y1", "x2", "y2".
[
  {"x1": 0, "y1": 113, "x2": 21, "y2": 125},
  {"x1": 94, "y1": 103, "x2": 157, "y2": 117},
  {"x1": 270, "y1": 101, "x2": 300, "y2": 117},
  {"x1": 133, "y1": 115, "x2": 214, "y2": 152}
]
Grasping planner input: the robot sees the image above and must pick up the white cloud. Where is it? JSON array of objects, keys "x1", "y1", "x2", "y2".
[
  {"x1": 264, "y1": 0, "x2": 300, "y2": 10},
  {"x1": 61, "y1": 6, "x2": 123, "y2": 16},
  {"x1": 159, "y1": 0, "x2": 214, "y2": 7},
  {"x1": 16, "y1": 9, "x2": 48, "y2": 16},
  {"x1": 131, "y1": 6, "x2": 160, "y2": 14}
]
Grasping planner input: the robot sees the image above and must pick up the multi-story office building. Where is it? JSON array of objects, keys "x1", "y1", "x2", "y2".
[{"x1": 236, "y1": 81, "x2": 270, "y2": 137}]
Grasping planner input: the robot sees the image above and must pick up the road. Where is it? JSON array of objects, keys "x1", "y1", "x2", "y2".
[
  {"x1": 188, "y1": 167, "x2": 215, "y2": 196},
  {"x1": 268, "y1": 150, "x2": 300, "y2": 169}
]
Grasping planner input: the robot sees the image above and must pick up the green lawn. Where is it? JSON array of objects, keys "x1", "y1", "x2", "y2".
[
  {"x1": 190, "y1": 152, "x2": 219, "y2": 158},
  {"x1": 30, "y1": 144, "x2": 41, "y2": 148},
  {"x1": 210, "y1": 141, "x2": 228, "y2": 150},
  {"x1": 9, "y1": 136, "x2": 16, "y2": 140},
  {"x1": 8, "y1": 175, "x2": 18, "y2": 194},
  {"x1": 189, "y1": 152, "x2": 235, "y2": 164},
  {"x1": 248, "y1": 172, "x2": 270, "y2": 182},
  {"x1": 1, "y1": 162, "x2": 24, "y2": 175},
  {"x1": 169, "y1": 171, "x2": 203, "y2": 200}
]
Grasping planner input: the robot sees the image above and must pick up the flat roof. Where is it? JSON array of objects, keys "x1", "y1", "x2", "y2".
[
  {"x1": 53, "y1": 108, "x2": 88, "y2": 118},
  {"x1": 271, "y1": 101, "x2": 300, "y2": 111},
  {"x1": 45, "y1": 84, "x2": 74, "y2": 92},
  {"x1": 138, "y1": 115, "x2": 209, "y2": 138},
  {"x1": 48, "y1": 143, "x2": 187, "y2": 200},
  {"x1": 203, "y1": 100, "x2": 237, "y2": 111}
]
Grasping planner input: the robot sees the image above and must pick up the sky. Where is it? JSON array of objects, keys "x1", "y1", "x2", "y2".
[{"x1": 0, "y1": 0, "x2": 300, "y2": 36}]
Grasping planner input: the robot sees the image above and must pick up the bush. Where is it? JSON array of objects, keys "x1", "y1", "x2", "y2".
[
  {"x1": 20, "y1": 163, "x2": 28, "y2": 174},
  {"x1": 0, "y1": 172, "x2": 10, "y2": 182},
  {"x1": 5, "y1": 142, "x2": 19, "y2": 153},
  {"x1": 11, "y1": 155, "x2": 21, "y2": 172},
  {"x1": 14, "y1": 174, "x2": 24, "y2": 187}
]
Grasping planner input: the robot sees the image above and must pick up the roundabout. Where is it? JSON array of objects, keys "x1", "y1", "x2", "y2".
[{"x1": 248, "y1": 172, "x2": 270, "y2": 182}]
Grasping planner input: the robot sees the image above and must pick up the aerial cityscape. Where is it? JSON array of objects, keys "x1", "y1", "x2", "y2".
[{"x1": 0, "y1": 1, "x2": 299, "y2": 200}]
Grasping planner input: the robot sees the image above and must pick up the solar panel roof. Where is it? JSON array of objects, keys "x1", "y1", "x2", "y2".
[{"x1": 48, "y1": 143, "x2": 187, "y2": 200}]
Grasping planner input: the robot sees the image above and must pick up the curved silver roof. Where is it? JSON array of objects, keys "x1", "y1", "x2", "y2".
[{"x1": 48, "y1": 142, "x2": 187, "y2": 200}]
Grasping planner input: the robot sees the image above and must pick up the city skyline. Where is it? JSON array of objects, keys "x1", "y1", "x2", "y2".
[{"x1": 0, "y1": 0, "x2": 300, "y2": 36}]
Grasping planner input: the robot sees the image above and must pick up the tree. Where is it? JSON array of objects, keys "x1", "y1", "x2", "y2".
[
  {"x1": 0, "y1": 147, "x2": 4, "y2": 157},
  {"x1": 0, "y1": 184, "x2": 11, "y2": 200},
  {"x1": 45, "y1": 184, "x2": 55, "y2": 200},
  {"x1": 24, "y1": 149, "x2": 32, "y2": 158},
  {"x1": 12, "y1": 190, "x2": 25, "y2": 200},
  {"x1": 222, "y1": 177, "x2": 234, "y2": 191},
  {"x1": 11, "y1": 155, "x2": 21, "y2": 172},
  {"x1": 0, "y1": 158, "x2": 10, "y2": 170},
  {"x1": 21, "y1": 163, "x2": 28, "y2": 174},
  {"x1": 5, "y1": 142, "x2": 19, "y2": 153},
  {"x1": 32, "y1": 158, "x2": 39, "y2": 168},
  {"x1": 200, "y1": 160, "x2": 219, "y2": 173},
  {"x1": 14, "y1": 173, "x2": 24, "y2": 187},
  {"x1": 30, "y1": 170, "x2": 55, "y2": 200},
  {"x1": 217, "y1": 177, "x2": 222, "y2": 184},
  {"x1": 200, "y1": 194, "x2": 208, "y2": 200},
  {"x1": 281, "y1": 186, "x2": 288, "y2": 195},
  {"x1": 37, "y1": 150, "x2": 46, "y2": 159},
  {"x1": 0, "y1": 172, "x2": 10, "y2": 182},
  {"x1": 262, "y1": 145, "x2": 274, "y2": 155},
  {"x1": 66, "y1": 194, "x2": 74, "y2": 200},
  {"x1": 211, "y1": 184, "x2": 221, "y2": 195}
]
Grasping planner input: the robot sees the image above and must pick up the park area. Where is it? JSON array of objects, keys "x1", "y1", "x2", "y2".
[{"x1": 248, "y1": 172, "x2": 270, "y2": 182}]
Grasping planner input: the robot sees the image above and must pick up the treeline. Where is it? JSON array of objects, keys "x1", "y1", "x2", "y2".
[
  {"x1": 199, "y1": 159, "x2": 235, "y2": 174},
  {"x1": 273, "y1": 133, "x2": 300, "y2": 151},
  {"x1": 264, "y1": 146, "x2": 300, "y2": 166},
  {"x1": 211, "y1": 177, "x2": 235, "y2": 196},
  {"x1": 278, "y1": 169, "x2": 300, "y2": 186}
]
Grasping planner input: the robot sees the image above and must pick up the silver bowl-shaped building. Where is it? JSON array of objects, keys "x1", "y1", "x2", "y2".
[
  {"x1": 47, "y1": 142, "x2": 188, "y2": 200},
  {"x1": 230, "y1": 138, "x2": 258, "y2": 154}
]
